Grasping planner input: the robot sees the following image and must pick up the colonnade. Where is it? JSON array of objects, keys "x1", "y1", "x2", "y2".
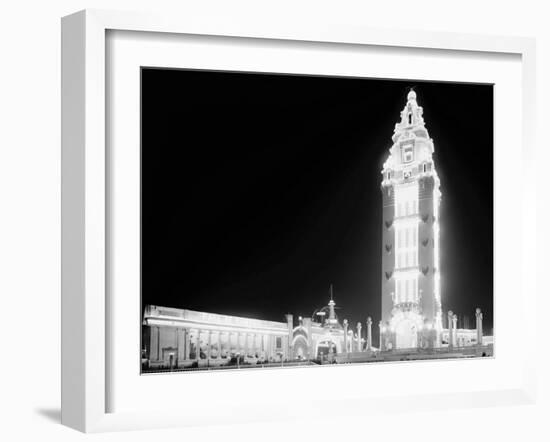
[
  {"x1": 192, "y1": 329, "x2": 276, "y2": 360},
  {"x1": 149, "y1": 326, "x2": 286, "y2": 366},
  {"x1": 340, "y1": 316, "x2": 374, "y2": 354},
  {"x1": 448, "y1": 308, "x2": 484, "y2": 348}
]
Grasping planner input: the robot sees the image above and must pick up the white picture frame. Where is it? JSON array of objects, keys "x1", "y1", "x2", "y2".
[{"x1": 61, "y1": 9, "x2": 537, "y2": 433}]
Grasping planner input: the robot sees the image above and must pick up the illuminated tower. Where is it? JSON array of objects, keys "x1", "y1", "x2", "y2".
[{"x1": 380, "y1": 90, "x2": 442, "y2": 349}]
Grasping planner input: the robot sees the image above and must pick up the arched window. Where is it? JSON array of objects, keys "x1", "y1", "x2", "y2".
[
  {"x1": 402, "y1": 145, "x2": 414, "y2": 163},
  {"x1": 408, "y1": 113, "x2": 412, "y2": 125}
]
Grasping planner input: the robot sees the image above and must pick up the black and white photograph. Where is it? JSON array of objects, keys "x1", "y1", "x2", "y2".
[
  {"x1": 2, "y1": 0, "x2": 547, "y2": 438},
  {"x1": 140, "y1": 68, "x2": 494, "y2": 373}
]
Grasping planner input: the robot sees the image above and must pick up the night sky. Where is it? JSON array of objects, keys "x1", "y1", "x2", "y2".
[{"x1": 141, "y1": 68, "x2": 493, "y2": 337}]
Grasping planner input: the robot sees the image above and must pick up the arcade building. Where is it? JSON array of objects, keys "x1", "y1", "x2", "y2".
[
  {"x1": 141, "y1": 90, "x2": 492, "y2": 371},
  {"x1": 142, "y1": 292, "x2": 367, "y2": 370}
]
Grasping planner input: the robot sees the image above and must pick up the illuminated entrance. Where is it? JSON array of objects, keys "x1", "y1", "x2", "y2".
[
  {"x1": 293, "y1": 335, "x2": 308, "y2": 360},
  {"x1": 395, "y1": 319, "x2": 418, "y2": 349}
]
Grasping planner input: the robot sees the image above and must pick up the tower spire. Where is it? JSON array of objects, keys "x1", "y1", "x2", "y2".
[{"x1": 328, "y1": 284, "x2": 336, "y2": 322}]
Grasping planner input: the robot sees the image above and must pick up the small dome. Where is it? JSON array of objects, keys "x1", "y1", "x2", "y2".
[{"x1": 407, "y1": 89, "x2": 417, "y2": 101}]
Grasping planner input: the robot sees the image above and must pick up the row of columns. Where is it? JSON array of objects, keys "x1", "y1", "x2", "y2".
[
  {"x1": 476, "y1": 308, "x2": 483, "y2": 346},
  {"x1": 149, "y1": 327, "x2": 285, "y2": 363},
  {"x1": 447, "y1": 310, "x2": 458, "y2": 348},
  {"x1": 342, "y1": 317, "x2": 374, "y2": 354},
  {"x1": 192, "y1": 329, "x2": 276, "y2": 360},
  {"x1": 448, "y1": 308, "x2": 484, "y2": 348}
]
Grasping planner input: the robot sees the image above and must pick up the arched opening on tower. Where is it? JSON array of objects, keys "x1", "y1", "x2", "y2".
[
  {"x1": 395, "y1": 319, "x2": 418, "y2": 349},
  {"x1": 292, "y1": 335, "x2": 309, "y2": 360}
]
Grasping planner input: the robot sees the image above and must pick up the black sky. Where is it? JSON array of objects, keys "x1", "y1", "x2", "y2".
[{"x1": 141, "y1": 68, "x2": 493, "y2": 335}]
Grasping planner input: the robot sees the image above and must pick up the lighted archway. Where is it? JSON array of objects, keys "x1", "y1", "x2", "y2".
[
  {"x1": 395, "y1": 319, "x2": 418, "y2": 349},
  {"x1": 292, "y1": 335, "x2": 309, "y2": 360}
]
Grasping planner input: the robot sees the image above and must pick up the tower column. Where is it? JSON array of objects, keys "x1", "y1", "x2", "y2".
[
  {"x1": 379, "y1": 321, "x2": 383, "y2": 351},
  {"x1": 177, "y1": 328, "x2": 185, "y2": 364},
  {"x1": 343, "y1": 319, "x2": 348, "y2": 354},
  {"x1": 150, "y1": 326, "x2": 160, "y2": 362},
  {"x1": 195, "y1": 329, "x2": 201, "y2": 361},
  {"x1": 285, "y1": 314, "x2": 293, "y2": 360},
  {"x1": 448, "y1": 311, "x2": 454, "y2": 349},
  {"x1": 366, "y1": 317, "x2": 373, "y2": 350},
  {"x1": 184, "y1": 329, "x2": 190, "y2": 360},
  {"x1": 476, "y1": 308, "x2": 483, "y2": 346},
  {"x1": 356, "y1": 322, "x2": 362, "y2": 352},
  {"x1": 452, "y1": 314, "x2": 458, "y2": 347}
]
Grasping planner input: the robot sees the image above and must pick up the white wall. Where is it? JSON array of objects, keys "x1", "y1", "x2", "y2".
[{"x1": 0, "y1": 1, "x2": 547, "y2": 440}]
